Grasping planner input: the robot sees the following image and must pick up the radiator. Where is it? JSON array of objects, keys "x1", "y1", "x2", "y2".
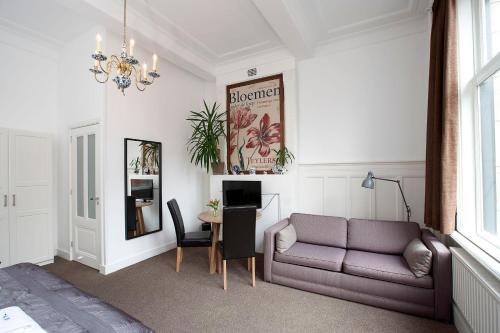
[{"x1": 451, "y1": 248, "x2": 500, "y2": 333}]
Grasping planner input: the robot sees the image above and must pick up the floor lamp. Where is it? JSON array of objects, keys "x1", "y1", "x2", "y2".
[{"x1": 361, "y1": 171, "x2": 411, "y2": 222}]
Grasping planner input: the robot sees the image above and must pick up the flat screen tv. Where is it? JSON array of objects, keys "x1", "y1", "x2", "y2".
[
  {"x1": 131, "y1": 179, "x2": 154, "y2": 201},
  {"x1": 223, "y1": 180, "x2": 262, "y2": 209}
]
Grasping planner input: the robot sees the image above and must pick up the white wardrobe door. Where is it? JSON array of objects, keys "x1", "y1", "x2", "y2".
[
  {"x1": 0, "y1": 129, "x2": 9, "y2": 268},
  {"x1": 9, "y1": 130, "x2": 52, "y2": 265}
]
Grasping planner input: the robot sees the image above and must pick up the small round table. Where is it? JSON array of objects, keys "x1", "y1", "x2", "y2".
[{"x1": 198, "y1": 210, "x2": 262, "y2": 274}]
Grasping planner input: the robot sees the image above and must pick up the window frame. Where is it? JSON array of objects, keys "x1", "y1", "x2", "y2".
[{"x1": 456, "y1": 0, "x2": 500, "y2": 262}]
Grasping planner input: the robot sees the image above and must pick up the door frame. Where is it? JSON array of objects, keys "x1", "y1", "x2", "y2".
[{"x1": 68, "y1": 121, "x2": 103, "y2": 271}]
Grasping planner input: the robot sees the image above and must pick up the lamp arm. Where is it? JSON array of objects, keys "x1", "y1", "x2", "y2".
[{"x1": 372, "y1": 177, "x2": 411, "y2": 221}]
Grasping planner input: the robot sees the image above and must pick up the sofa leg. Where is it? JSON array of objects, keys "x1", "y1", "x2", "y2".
[
  {"x1": 176, "y1": 247, "x2": 182, "y2": 272},
  {"x1": 223, "y1": 260, "x2": 227, "y2": 290}
]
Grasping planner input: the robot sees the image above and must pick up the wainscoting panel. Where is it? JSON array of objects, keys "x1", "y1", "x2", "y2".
[{"x1": 298, "y1": 162, "x2": 425, "y2": 225}]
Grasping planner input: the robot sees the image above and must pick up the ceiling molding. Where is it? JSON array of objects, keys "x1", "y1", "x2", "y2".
[
  {"x1": 0, "y1": 16, "x2": 63, "y2": 49},
  {"x1": 126, "y1": 0, "x2": 218, "y2": 61},
  {"x1": 314, "y1": 15, "x2": 429, "y2": 58},
  {"x1": 0, "y1": 18, "x2": 60, "y2": 61},
  {"x1": 252, "y1": 0, "x2": 314, "y2": 59},
  {"x1": 320, "y1": 0, "x2": 427, "y2": 42},
  {"x1": 128, "y1": 0, "x2": 283, "y2": 64}
]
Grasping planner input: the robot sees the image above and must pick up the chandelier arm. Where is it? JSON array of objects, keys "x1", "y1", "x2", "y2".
[
  {"x1": 97, "y1": 60, "x2": 108, "y2": 75},
  {"x1": 131, "y1": 65, "x2": 147, "y2": 91},
  {"x1": 94, "y1": 71, "x2": 109, "y2": 84}
]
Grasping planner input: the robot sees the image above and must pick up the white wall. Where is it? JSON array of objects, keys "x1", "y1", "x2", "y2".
[
  {"x1": 0, "y1": 26, "x2": 60, "y2": 253},
  {"x1": 102, "y1": 34, "x2": 212, "y2": 273},
  {"x1": 297, "y1": 18, "x2": 429, "y2": 164},
  {"x1": 56, "y1": 26, "x2": 106, "y2": 259},
  {"x1": 213, "y1": 18, "x2": 430, "y2": 229}
]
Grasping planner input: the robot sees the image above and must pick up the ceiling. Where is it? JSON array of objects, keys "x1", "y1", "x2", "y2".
[{"x1": 0, "y1": 0, "x2": 431, "y2": 78}]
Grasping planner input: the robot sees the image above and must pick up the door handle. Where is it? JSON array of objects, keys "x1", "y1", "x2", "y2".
[
  {"x1": 3, "y1": 195, "x2": 6, "y2": 207},
  {"x1": 12, "y1": 194, "x2": 15, "y2": 207}
]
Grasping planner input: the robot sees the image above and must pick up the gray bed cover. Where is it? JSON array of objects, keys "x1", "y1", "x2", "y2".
[{"x1": 0, "y1": 263, "x2": 154, "y2": 333}]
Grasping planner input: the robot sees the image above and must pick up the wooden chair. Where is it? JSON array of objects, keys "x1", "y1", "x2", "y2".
[
  {"x1": 167, "y1": 199, "x2": 212, "y2": 272},
  {"x1": 217, "y1": 206, "x2": 256, "y2": 290}
]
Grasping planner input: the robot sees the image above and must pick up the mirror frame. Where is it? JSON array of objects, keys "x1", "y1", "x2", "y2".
[{"x1": 124, "y1": 138, "x2": 163, "y2": 240}]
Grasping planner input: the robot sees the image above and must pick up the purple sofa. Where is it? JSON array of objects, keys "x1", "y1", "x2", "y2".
[{"x1": 264, "y1": 213, "x2": 451, "y2": 321}]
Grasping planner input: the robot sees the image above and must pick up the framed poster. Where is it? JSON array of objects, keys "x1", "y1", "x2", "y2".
[{"x1": 226, "y1": 74, "x2": 284, "y2": 173}]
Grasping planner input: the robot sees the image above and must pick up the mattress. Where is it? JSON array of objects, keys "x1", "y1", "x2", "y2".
[{"x1": 0, "y1": 263, "x2": 154, "y2": 333}]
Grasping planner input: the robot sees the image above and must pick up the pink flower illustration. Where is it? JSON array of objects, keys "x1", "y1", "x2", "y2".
[
  {"x1": 230, "y1": 107, "x2": 257, "y2": 130},
  {"x1": 228, "y1": 131, "x2": 237, "y2": 156},
  {"x1": 246, "y1": 113, "x2": 281, "y2": 157}
]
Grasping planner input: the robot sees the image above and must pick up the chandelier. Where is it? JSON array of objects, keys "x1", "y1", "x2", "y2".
[{"x1": 89, "y1": 0, "x2": 160, "y2": 94}]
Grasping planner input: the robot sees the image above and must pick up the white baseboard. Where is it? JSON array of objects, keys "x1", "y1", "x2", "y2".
[
  {"x1": 453, "y1": 304, "x2": 473, "y2": 333},
  {"x1": 100, "y1": 242, "x2": 176, "y2": 275},
  {"x1": 56, "y1": 248, "x2": 71, "y2": 260}
]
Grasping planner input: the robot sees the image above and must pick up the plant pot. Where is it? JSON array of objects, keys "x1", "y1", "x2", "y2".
[{"x1": 211, "y1": 162, "x2": 225, "y2": 175}]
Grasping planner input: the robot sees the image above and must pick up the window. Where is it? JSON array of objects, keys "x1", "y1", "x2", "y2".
[{"x1": 457, "y1": 0, "x2": 500, "y2": 260}]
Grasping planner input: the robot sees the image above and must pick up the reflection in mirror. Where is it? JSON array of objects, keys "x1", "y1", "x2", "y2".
[{"x1": 125, "y1": 138, "x2": 162, "y2": 239}]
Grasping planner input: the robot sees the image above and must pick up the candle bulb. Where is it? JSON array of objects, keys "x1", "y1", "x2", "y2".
[
  {"x1": 142, "y1": 63, "x2": 147, "y2": 80},
  {"x1": 152, "y1": 54, "x2": 158, "y2": 71},
  {"x1": 96, "y1": 34, "x2": 102, "y2": 53},
  {"x1": 129, "y1": 39, "x2": 135, "y2": 57}
]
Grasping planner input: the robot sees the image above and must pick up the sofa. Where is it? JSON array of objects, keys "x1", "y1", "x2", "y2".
[{"x1": 264, "y1": 213, "x2": 451, "y2": 321}]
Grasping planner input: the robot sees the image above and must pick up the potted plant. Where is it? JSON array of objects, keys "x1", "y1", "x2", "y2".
[
  {"x1": 187, "y1": 100, "x2": 226, "y2": 174},
  {"x1": 272, "y1": 146, "x2": 295, "y2": 175},
  {"x1": 139, "y1": 142, "x2": 160, "y2": 174},
  {"x1": 129, "y1": 157, "x2": 141, "y2": 174}
]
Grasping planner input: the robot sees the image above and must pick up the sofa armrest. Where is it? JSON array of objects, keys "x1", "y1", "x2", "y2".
[
  {"x1": 421, "y1": 229, "x2": 452, "y2": 322},
  {"x1": 264, "y1": 218, "x2": 289, "y2": 282}
]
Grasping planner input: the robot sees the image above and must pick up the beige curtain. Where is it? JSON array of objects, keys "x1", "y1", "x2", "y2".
[{"x1": 424, "y1": 0, "x2": 458, "y2": 235}]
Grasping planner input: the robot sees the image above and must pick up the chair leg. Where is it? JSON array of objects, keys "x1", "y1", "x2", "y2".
[
  {"x1": 247, "y1": 258, "x2": 251, "y2": 271},
  {"x1": 251, "y1": 257, "x2": 255, "y2": 287},
  {"x1": 217, "y1": 249, "x2": 222, "y2": 274},
  {"x1": 180, "y1": 248, "x2": 184, "y2": 263},
  {"x1": 176, "y1": 247, "x2": 182, "y2": 272},
  {"x1": 208, "y1": 247, "x2": 211, "y2": 261},
  {"x1": 223, "y1": 260, "x2": 227, "y2": 290}
]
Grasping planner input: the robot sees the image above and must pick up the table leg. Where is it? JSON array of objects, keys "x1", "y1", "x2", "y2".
[
  {"x1": 210, "y1": 223, "x2": 220, "y2": 274},
  {"x1": 137, "y1": 208, "x2": 145, "y2": 234}
]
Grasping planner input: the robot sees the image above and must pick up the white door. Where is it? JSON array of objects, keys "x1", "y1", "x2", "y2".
[
  {"x1": 71, "y1": 125, "x2": 101, "y2": 269},
  {"x1": 0, "y1": 129, "x2": 9, "y2": 268},
  {"x1": 9, "y1": 130, "x2": 52, "y2": 265}
]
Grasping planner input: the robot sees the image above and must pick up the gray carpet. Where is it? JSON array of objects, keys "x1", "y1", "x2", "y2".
[{"x1": 46, "y1": 248, "x2": 457, "y2": 333}]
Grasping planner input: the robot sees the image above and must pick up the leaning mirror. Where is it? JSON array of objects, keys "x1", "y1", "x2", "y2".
[{"x1": 124, "y1": 138, "x2": 162, "y2": 239}]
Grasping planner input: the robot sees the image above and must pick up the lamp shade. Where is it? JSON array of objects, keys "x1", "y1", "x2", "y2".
[{"x1": 361, "y1": 171, "x2": 375, "y2": 189}]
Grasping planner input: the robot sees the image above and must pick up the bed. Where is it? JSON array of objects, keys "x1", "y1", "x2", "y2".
[{"x1": 0, "y1": 263, "x2": 154, "y2": 332}]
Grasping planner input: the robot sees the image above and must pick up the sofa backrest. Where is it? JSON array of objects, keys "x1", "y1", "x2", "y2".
[
  {"x1": 290, "y1": 213, "x2": 347, "y2": 248},
  {"x1": 347, "y1": 219, "x2": 421, "y2": 254}
]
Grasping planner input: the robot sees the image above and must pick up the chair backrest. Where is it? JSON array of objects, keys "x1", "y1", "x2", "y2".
[
  {"x1": 126, "y1": 196, "x2": 137, "y2": 232},
  {"x1": 167, "y1": 199, "x2": 185, "y2": 245},
  {"x1": 222, "y1": 206, "x2": 256, "y2": 260}
]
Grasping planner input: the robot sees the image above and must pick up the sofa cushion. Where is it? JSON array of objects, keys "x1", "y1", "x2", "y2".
[
  {"x1": 343, "y1": 250, "x2": 433, "y2": 289},
  {"x1": 290, "y1": 213, "x2": 347, "y2": 248},
  {"x1": 274, "y1": 242, "x2": 346, "y2": 272},
  {"x1": 403, "y1": 238, "x2": 433, "y2": 277},
  {"x1": 347, "y1": 219, "x2": 421, "y2": 254},
  {"x1": 276, "y1": 224, "x2": 297, "y2": 253}
]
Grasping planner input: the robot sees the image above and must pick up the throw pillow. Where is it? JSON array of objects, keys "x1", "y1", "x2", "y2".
[
  {"x1": 276, "y1": 224, "x2": 297, "y2": 253},
  {"x1": 403, "y1": 238, "x2": 433, "y2": 277}
]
